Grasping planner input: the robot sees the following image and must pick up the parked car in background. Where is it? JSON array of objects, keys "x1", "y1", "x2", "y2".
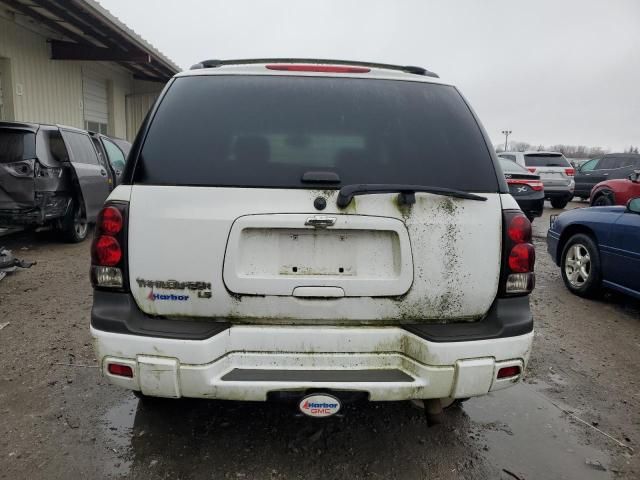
[
  {"x1": 91, "y1": 59, "x2": 535, "y2": 424},
  {"x1": 0, "y1": 121, "x2": 113, "y2": 242},
  {"x1": 547, "y1": 197, "x2": 640, "y2": 299},
  {"x1": 574, "y1": 153, "x2": 640, "y2": 200},
  {"x1": 590, "y1": 169, "x2": 640, "y2": 206},
  {"x1": 498, "y1": 158, "x2": 544, "y2": 221},
  {"x1": 89, "y1": 132, "x2": 131, "y2": 186},
  {"x1": 498, "y1": 151, "x2": 574, "y2": 209}
]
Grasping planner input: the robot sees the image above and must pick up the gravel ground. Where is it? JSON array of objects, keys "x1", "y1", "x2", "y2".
[{"x1": 0, "y1": 201, "x2": 638, "y2": 479}]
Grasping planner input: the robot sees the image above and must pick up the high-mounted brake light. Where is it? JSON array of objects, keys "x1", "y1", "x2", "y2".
[
  {"x1": 266, "y1": 64, "x2": 371, "y2": 73},
  {"x1": 565, "y1": 168, "x2": 575, "y2": 176},
  {"x1": 91, "y1": 202, "x2": 129, "y2": 290},
  {"x1": 500, "y1": 211, "x2": 535, "y2": 296}
]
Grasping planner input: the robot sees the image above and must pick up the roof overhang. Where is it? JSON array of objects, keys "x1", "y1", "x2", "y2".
[{"x1": 1, "y1": 0, "x2": 180, "y2": 82}]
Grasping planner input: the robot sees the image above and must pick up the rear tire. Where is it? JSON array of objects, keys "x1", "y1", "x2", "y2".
[
  {"x1": 550, "y1": 198, "x2": 569, "y2": 209},
  {"x1": 560, "y1": 233, "x2": 601, "y2": 298},
  {"x1": 58, "y1": 201, "x2": 88, "y2": 243},
  {"x1": 591, "y1": 190, "x2": 614, "y2": 206}
]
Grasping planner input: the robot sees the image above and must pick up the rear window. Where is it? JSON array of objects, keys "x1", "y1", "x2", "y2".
[
  {"x1": 524, "y1": 153, "x2": 570, "y2": 168},
  {"x1": 0, "y1": 129, "x2": 36, "y2": 164},
  {"x1": 134, "y1": 75, "x2": 498, "y2": 192},
  {"x1": 499, "y1": 158, "x2": 529, "y2": 174}
]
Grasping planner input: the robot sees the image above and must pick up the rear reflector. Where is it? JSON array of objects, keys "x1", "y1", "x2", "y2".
[
  {"x1": 497, "y1": 365, "x2": 521, "y2": 379},
  {"x1": 107, "y1": 363, "x2": 133, "y2": 378},
  {"x1": 266, "y1": 64, "x2": 371, "y2": 73}
]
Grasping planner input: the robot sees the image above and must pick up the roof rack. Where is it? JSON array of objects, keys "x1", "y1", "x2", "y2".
[{"x1": 189, "y1": 58, "x2": 439, "y2": 78}]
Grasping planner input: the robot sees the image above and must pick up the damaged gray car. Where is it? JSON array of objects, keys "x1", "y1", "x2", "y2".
[{"x1": 0, "y1": 121, "x2": 114, "y2": 242}]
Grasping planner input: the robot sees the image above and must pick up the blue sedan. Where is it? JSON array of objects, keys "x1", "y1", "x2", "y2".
[{"x1": 547, "y1": 198, "x2": 640, "y2": 299}]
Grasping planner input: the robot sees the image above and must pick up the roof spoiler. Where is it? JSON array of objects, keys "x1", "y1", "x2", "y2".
[{"x1": 189, "y1": 58, "x2": 439, "y2": 78}]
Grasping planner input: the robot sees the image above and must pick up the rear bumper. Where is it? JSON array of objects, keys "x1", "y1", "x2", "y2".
[
  {"x1": 0, "y1": 194, "x2": 70, "y2": 226},
  {"x1": 544, "y1": 188, "x2": 574, "y2": 200},
  {"x1": 91, "y1": 292, "x2": 534, "y2": 401},
  {"x1": 92, "y1": 325, "x2": 533, "y2": 401}
]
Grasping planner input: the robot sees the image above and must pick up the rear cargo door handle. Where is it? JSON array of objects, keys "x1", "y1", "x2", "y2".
[
  {"x1": 305, "y1": 216, "x2": 336, "y2": 228},
  {"x1": 292, "y1": 286, "x2": 345, "y2": 298}
]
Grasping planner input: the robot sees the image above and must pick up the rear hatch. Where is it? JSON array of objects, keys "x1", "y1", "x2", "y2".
[
  {"x1": 0, "y1": 127, "x2": 37, "y2": 209},
  {"x1": 126, "y1": 72, "x2": 504, "y2": 323},
  {"x1": 523, "y1": 153, "x2": 573, "y2": 189}
]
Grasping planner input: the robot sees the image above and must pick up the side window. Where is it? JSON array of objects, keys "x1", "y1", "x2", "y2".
[
  {"x1": 90, "y1": 137, "x2": 108, "y2": 168},
  {"x1": 62, "y1": 131, "x2": 100, "y2": 165},
  {"x1": 102, "y1": 138, "x2": 126, "y2": 171},
  {"x1": 580, "y1": 158, "x2": 599, "y2": 172},
  {"x1": 598, "y1": 157, "x2": 621, "y2": 170},
  {"x1": 499, "y1": 154, "x2": 517, "y2": 161},
  {"x1": 47, "y1": 131, "x2": 69, "y2": 163}
]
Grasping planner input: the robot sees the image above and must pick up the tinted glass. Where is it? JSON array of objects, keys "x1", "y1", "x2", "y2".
[
  {"x1": 580, "y1": 158, "x2": 599, "y2": 172},
  {"x1": 0, "y1": 129, "x2": 35, "y2": 163},
  {"x1": 102, "y1": 138, "x2": 126, "y2": 170},
  {"x1": 136, "y1": 76, "x2": 498, "y2": 192},
  {"x1": 63, "y1": 131, "x2": 99, "y2": 165},
  {"x1": 599, "y1": 157, "x2": 636, "y2": 170},
  {"x1": 499, "y1": 158, "x2": 528, "y2": 173},
  {"x1": 499, "y1": 154, "x2": 517, "y2": 161},
  {"x1": 524, "y1": 154, "x2": 570, "y2": 168}
]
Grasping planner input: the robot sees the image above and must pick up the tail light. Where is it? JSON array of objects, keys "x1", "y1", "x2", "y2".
[
  {"x1": 565, "y1": 168, "x2": 575, "y2": 176},
  {"x1": 507, "y1": 179, "x2": 544, "y2": 191},
  {"x1": 91, "y1": 202, "x2": 129, "y2": 291},
  {"x1": 527, "y1": 167, "x2": 537, "y2": 173},
  {"x1": 499, "y1": 210, "x2": 535, "y2": 296}
]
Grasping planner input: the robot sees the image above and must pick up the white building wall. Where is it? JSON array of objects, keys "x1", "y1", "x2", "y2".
[
  {"x1": 0, "y1": 13, "x2": 83, "y2": 127},
  {"x1": 0, "y1": 11, "x2": 165, "y2": 139}
]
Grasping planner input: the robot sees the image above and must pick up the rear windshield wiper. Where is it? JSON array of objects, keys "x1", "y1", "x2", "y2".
[{"x1": 337, "y1": 184, "x2": 487, "y2": 208}]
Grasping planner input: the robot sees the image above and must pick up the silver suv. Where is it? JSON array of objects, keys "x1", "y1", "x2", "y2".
[
  {"x1": 498, "y1": 151, "x2": 575, "y2": 209},
  {"x1": 90, "y1": 59, "x2": 535, "y2": 424}
]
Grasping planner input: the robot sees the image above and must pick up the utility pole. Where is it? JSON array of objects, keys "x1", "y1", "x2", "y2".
[{"x1": 501, "y1": 130, "x2": 512, "y2": 151}]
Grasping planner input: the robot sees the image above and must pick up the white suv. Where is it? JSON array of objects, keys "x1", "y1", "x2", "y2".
[
  {"x1": 498, "y1": 151, "x2": 575, "y2": 209},
  {"x1": 90, "y1": 59, "x2": 535, "y2": 424}
]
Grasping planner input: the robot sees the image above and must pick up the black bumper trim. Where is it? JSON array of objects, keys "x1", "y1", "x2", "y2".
[
  {"x1": 401, "y1": 296, "x2": 533, "y2": 342},
  {"x1": 91, "y1": 292, "x2": 532, "y2": 342},
  {"x1": 91, "y1": 290, "x2": 230, "y2": 340}
]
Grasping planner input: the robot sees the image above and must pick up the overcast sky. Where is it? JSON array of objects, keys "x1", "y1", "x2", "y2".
[{"x1": 100, "y1": 0, "x2": 640, "y2": 151}]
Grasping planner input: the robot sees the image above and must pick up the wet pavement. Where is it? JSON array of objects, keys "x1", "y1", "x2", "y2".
[{"x1": 96, "y1": 381, "x2": 618, "y2": 480}]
